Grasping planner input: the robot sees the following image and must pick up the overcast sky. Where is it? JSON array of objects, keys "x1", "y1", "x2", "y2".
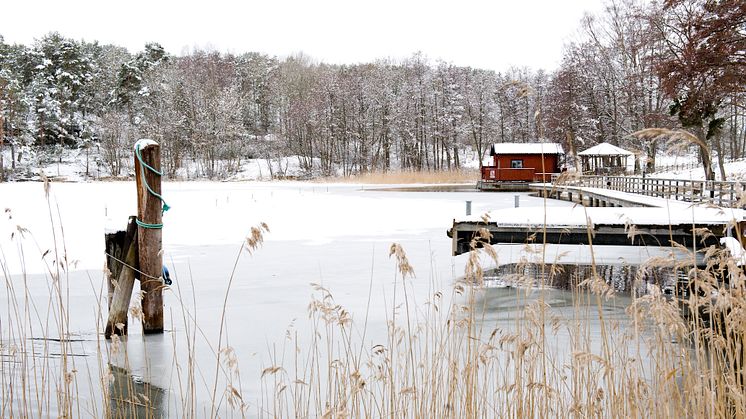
[{"x1": 2, "y1": 0, "x2": 606, "y2": 71}]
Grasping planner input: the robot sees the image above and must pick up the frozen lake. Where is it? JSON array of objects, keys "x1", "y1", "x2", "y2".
[{"x1": 0, "y1": 181, "x2": 682, "y2": 417}]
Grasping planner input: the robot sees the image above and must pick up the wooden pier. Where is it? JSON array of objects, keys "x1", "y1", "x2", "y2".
[
  {"x1": 545, "y1": 175, "x2": 745, "y2": 207},
  {"x1": 449, "y1": 175, "x2": 746, "y2": 256}
]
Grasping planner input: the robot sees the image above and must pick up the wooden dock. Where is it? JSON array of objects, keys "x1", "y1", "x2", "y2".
[
  {"x1": 449, "y1": 175, "x2": 746, "y2": 256},
  {"x1": 545, "y1": 175, "x2": 746, "y2": 208}
]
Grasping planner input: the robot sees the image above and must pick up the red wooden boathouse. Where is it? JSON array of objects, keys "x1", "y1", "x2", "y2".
[{"x1": 478, "y1": 142, "x2": 564, "y2": 191}]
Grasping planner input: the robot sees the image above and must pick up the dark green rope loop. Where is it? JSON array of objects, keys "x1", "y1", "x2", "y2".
[{"x1": 135, "y1": 142, "x2": 170, "y2": 229}]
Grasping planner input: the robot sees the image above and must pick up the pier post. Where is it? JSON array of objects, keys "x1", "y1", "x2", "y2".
[
  {"x1": 135, "y1": 140, "x2": 164, "y2": 334},
  {"x1": 738, "y1": 221, "x2": 746, "y2": 250},
  {"x1": 514, "y1": 195, "x2": 520, "y2": 208},
  {"x1": 105, "y1": 228, "x2": 127, "y2": 309},
  {"x1": 105, "y1": 216, "x2": 138, "y2": 338},
  {"x1": 466, "y1": 201, "x2": 472, "y2": 216}
]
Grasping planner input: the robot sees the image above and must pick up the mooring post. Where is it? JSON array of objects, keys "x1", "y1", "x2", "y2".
[
  {"x1": 466, "y1": 201, "x2": 472, "y2": 216},
  {"x1": 105, "y1": 216, "x2": 138, "y2": 338},
  {"x1": 135, "y1": 140, "x2": 164, "y2": 334},
  {"x1": 105, "y1": 228, "x2": 127, "y2": 309},
  {"x1": 514, "y1": 195, "x2": 520, "y2": 208}
]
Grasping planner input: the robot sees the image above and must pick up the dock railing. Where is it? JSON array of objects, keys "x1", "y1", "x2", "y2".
[{"x1": 553, "y1": 174, "x2": 746, "y2": 208}]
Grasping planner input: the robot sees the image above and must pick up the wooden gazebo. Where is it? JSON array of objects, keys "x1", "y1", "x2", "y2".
[{"x1": 578, "y1": 142, "x2": 633, "y2": 175}]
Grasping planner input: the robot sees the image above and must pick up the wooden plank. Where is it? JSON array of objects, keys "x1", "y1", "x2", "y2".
[
  {"x1": 136, "y1": 142, "x2": 164, "y2": 334},
  {"x1": 105, "y1": 216, "x2": 138, "y2": 338}
]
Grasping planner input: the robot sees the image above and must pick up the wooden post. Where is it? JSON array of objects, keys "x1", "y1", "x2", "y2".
[
  {"x1": 105, "y1": 217, "x2": 138, "y2": 338},
  {"x1": 729, "y1": 183, "x2": 735, "y2": 207},
  {"x1": 105, "y1": 222, "x2": 132, "y2": 309},
  {"x1": 135, "y1": 140, "x2": 164, "y2": 334},
  {"x1": 738, "y1": 221, "x2": 746, "y2": 251}
]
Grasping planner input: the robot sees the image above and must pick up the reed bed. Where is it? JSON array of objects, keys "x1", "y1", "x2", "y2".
[
  {"x1": 329, "y1": 168, "x2": 479, "y2": 184},
  {"x1": 254, "y1": 234, "x2": 746, "y2": 418},
  {"x1": 1, "y1": 182, "x2": 745, "y2": 418}
]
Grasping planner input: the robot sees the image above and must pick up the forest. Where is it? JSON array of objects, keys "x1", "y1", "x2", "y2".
[{"x1": 0, "y1": 0, "x2": 744, "y2": 181}]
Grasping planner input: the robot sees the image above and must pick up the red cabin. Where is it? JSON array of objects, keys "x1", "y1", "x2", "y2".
[{"x1": 479, "y1": 142, "x2": 564, "y2": 190}]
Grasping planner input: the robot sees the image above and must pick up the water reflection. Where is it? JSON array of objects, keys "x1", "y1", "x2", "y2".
[
  {"x1": 482, "y1": 262, "x2": 688, "y2": 294},
  {"x1": 108, "y1": 364, "x2": 166, "y2": 419}
]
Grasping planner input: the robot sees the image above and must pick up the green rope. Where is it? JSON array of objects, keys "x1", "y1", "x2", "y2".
[
  {"x1": 136, "y1": 219, "x2": 164, "y2": 229},
  {"x1": 136, "y1": 143, "x2": 170, "y2": 229}
]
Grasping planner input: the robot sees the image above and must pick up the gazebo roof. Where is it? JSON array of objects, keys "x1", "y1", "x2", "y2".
[{"x1": 578, "y1": 142, "x2": 633, "y2": 156}]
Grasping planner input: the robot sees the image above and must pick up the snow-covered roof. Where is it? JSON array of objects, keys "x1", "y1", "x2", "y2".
[
  {"x1": 491, "y1": 142, "x2": 564, "y2": 155},
  {"x1": 578, "y1": 142, "x2": 633, "y2": 156}
]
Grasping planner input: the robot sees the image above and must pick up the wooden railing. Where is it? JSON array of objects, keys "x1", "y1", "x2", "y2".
[
  {"x1": 554, "y1": 174, "x2": 746, "y2": 208},
  {"x1": 651, "y1": 157, "x2": 746, "y2": 175},
  {"x1": 481, "y1": 167, "x2": 556, "y2": 182}
]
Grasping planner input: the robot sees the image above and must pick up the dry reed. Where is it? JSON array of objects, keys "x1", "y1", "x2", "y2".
[{"x1": 327, "y1": 168, "x2": 479, "y2": 185}]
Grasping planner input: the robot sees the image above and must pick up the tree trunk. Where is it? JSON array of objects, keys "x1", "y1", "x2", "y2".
[
  {"x1": 714, "y1": 133, "x2": 727, "y2": 181},
  {"x1": 566, "y1": 130, "x2": 579, "y2": 172},
  {"x1": 646, "y1": 141, "x2": 657, "y2": 173},
  {"x1": 692, "y1": 125, "x2": 715, "y2": 181}
]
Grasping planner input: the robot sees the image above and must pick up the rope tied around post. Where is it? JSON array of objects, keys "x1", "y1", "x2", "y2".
[{"x1": 135, "y1": 140, "x2": 170, "y2": 229}]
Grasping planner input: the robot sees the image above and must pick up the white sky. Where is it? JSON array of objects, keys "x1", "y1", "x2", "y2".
[{"x1": 2, "y1": 0, "x2": 605, "y2": 71}]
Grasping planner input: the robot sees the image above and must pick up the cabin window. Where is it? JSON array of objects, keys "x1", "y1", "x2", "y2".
[{"x1": 511, "y1": 159, "x2": 524, "y2": 168}]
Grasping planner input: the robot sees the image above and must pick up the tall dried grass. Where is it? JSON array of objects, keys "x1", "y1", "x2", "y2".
[{"x1": 329, "y1": 169, "x2": 479, "y2": 185}]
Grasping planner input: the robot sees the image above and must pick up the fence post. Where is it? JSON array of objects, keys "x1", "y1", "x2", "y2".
[{"x1": 730, "y1": 183, "x2": 735, "y2": 207}]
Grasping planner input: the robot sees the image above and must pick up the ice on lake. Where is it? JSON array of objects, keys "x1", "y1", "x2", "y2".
[{"x1": 0, "y1": 181, "x2": 686, "y2": 416}]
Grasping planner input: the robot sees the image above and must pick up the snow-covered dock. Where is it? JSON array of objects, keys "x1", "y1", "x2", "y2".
[{"x1": 449, "y1": 184, "x2": 746, "y2": 256}]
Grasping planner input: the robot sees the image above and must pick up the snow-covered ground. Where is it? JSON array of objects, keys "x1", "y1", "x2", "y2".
[
  {"x1": 1, "y1": 146, "x2": 485, "y2": 183},
  {"x1": 6, "y1": 144, "x2": 746, "y2": 184},
  {"x1": 0, "y1": 146, "x2": 322, "y2": 182},
  {"x1": 652, "y1": 157, "x2": 746, "y2": 181}
]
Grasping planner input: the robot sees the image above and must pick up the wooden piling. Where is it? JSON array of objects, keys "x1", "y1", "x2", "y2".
[
  {"x1": 105, "y1": 228, "x2": 128, "y2": 308},
  {"x1": 105, "y1": 216, "x2": 138, "y2": 338},
  {"x1": 135, "y1": 141, "x2": 164, "y2": 334}
]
